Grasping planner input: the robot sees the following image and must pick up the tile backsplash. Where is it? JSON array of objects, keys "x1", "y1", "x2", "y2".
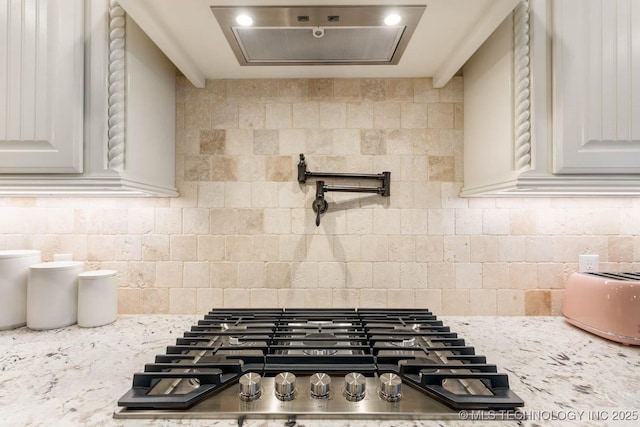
[{"x1": 1, "y1": 77, "x2": 639, "y2": 316}]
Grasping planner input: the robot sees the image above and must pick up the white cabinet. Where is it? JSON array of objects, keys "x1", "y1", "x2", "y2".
[
  {"x1": 0, "y1": 0, "x2": 84, "y2": 173},
  {"x1": 462, "y1": 0, "x2": 640, "y2": 196},
  {"x1": 0, "y1": 0, "x2": 177, "y2": 196},
  {"x1": 552, "y1": 0, "x2": 640, "y2": 173}
]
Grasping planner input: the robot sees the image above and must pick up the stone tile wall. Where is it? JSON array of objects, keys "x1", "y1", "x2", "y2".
[{"x1": 1, "y1": 77, "x2": 639, "y2": 315}]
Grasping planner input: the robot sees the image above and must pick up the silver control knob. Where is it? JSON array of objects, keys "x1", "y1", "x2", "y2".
[
  {"x1": 274, "y1": 372, "x2": 297, "y2": 401},
  {"x1": 344, "y1": 372, "x2": 366, "y2": 401},
  {"x1": 239, "y1": 372, "x2": 262, "y2": 401},
  {"x1": 310, "y1": 372, "x2": 331, "y2": 398},
  {"x1": 379, "y1": 373, "x2": 402, "y2": 402}
]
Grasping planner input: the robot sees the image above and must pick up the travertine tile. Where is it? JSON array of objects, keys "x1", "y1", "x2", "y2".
[
  {"x1": 293, "y1": 103, "x2": 320, "y2": 128},
  {"x1": 156, "y1": 261, "x2": 183, "y2": 288},
  {"x1": 524, "y1": 289, "x2": 551, "y2": 315},
  {"x1": 265, "y1": 156, "x2": 293, "y2": 181},
  {"x1": 468, "y1": 289, "x2": 497, "y2": 315},
  {"x1": 359, "y1": 288, "x2": 386, "y2": 307},
  {"x1": 361, "y1": 79, "x2": 385, "y2": 101},
  {"x1": 169, "y1": 288, "x2": 197, "y2": 314},
  {"x1": 373, "y1": 103, "x2": 400, "y2": 128},
  {"x1": 223, "y1": 288, "x2": 248, "y2": 308},
  {"x1": 373, "y1": 262, "x2": 400, "y2": 288},
  {"x1": 442, "y1": 289, "x2": 470, "y2": 315},
  {"x1": 211, "y1": 262, "x2": 237, "y2": 288},
  {"x1": 278, "y1": 289, "x2": 306, "y2": 307},
  {"x1": 346, "y1": 102, "x2": 373, "y2": 128},
  {"x1": 292, "y1": 262, "x2": 319, "y2": 288},
  {"x1": 361, "y1": 130, "x2": 386, "y2": 155},
  {"x1": 428, "y1": 156, "x2": 455, "y2": 181},
  {"x1": 278, "y1": 79, "x2": 308, "y2": 101},
  {"x1": 224, "y1": 182, "x2": 252, "y2": 208},
  {"x1": 251, "y1": 235, "x2": 279, "y2": 261},
  {"x1": 117, "y1": 288, "x2": 142, "y2": 314},
  {"x1": 184, "y1": 156, "x2": 211, "y2": 181},
  {"x1": 385, "y1": 79, "x2": 414, "y2": 102},
  {"x1": 238, "y1": 103, "x2": 265, "y2": 129},
  {"x1": 266, "y1": 103, "x2": 292, "y2": 129},
  {"x1": 346, "y1": 262, "x2": 372, "y2": 288},
  {"x1": 237, "y1": 262, "x2": 265, "y2": 288},
  {"x1": 428, "y1": 209, "x2": 455, "y2": 235},
  {"x1": 455, "y1": 263, "x2": 482, "y2": 288},
  {"x1": 127, "y1": 262, "x2": 156, "y2": 288},
  {"x1": 184, "y1": 262, "x2": 210, "y2": 287},
  {"x1": 427, "y1": 103, "x2": 454, "y2": 129},
  {"x1": 333, "y1": 79, "x2": 361, "y2": 101},
  {"x1": 510, "y1": 263, "x2": 538, "y2": 289},
  {"x1": 266, "y1": 262, "x2": 291, "y2": 288},
  {"x1": 142, "y1": 234, "x2": 170, "y2": 261},
  {"x1": 332, "y1": 289, "x2": 360, "y2": 307},
  {"x1": 200, "y1": 130, "x2": 225, "y2": 155},
  {"x1": 318, "y1": 262, "x2": 346, "y2": 288},
  {"x1": 401, "y1": 103, "x2": 428, "y2": 128},
  {"x1": 225, "y1": 235, "x2": 252, "y2": 261},
  {"x1": 497, "y1": 289, "x2": 525, "y2": 315},
  {"x1": 400, "y1": 262, "x2": 427, "y2": 288},
  {"x1": 415, "y1": 289, "x2": 442, "y2": 313},
  {"x1": 413, "y1": 78, "x2": 439, "y2": 103},
  {"x1": 253, "y1": 130, "x2": 279, "y2": 155},
  {"x1": 155, "y1": 208, "x2": 182, "y2": 234},
  {"x1": 183, "y1": 208, "x2": 210, "y2": 235},
  {"x1": 319, "y1": 102, "x2": 346, "y2": 129},
  {"x1": 308, "y1": 79, "x2": 333, "y2": 100},
  {"x1": 469, "y1": 235, "x2": 498, "y2": 262},
  {"x1": 251, "y1": 289, "x2": 278, "y2": 308},
  {"x1": 196, "y1": 288, "x2": 224, "y2": 313},
  {"x1": 236, "y1": 209, "x2": 264, "y2": 235},
  {"x1": 115, "y1": 235, "x2": 142, "y2": 261},
  {"x1": 143, "y1": 288, "x2": 170, "y2": 314},
  {"x1": 170, "y1": 235, "x2": 197, "y2": 261},
  {"x1": 305, "y1": 288, "x2": 332, "y2": 307},
  {"x1": 211, "y1": 156, "x2": 238, "y2": 181}
]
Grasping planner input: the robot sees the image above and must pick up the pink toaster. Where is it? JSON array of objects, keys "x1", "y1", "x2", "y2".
[{"x1": 563, "y1": 272, "x2": 640, "y2": 345}]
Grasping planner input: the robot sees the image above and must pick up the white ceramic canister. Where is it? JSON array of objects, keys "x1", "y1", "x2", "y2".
[
  {"x1": 77, "y1": 270, "x2": 118, "y2": 327},
  {"x1": 0, "y1": 250, "x2": 42, "y2": 330},
  {"x1": 27, "y1": 261, "x2": 84, "y2": 330}
]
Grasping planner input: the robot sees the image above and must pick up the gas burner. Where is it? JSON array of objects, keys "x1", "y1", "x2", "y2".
[
  {"x1": 302, "y1": 332, "x2": 338, "y2": 356},
  {"x1": 390, "y1": 337, "x2": 417, "y2": 347}
]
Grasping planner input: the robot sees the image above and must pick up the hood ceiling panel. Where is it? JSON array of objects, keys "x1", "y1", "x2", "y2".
[
  {"x1": 212, "y1": 5, "x2": 425, "y2": 66},
  {"x1": 116, "y1": 0, "x2": 520, "y2": 88}
]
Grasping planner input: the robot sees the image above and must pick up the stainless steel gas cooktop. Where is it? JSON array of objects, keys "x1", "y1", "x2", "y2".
[{"x1": 115, "y1": 308, "x2": 524, "y2": 420}]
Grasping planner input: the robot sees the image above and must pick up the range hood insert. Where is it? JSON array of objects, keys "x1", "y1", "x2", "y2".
[{"x1": 211, "y1": 5, "x2": 426, "y2": 66}]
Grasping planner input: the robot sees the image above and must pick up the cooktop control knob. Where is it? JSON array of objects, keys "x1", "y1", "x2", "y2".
[
  {"x1": 274, "y1": 372, "x2": 297, "y2": 401},
  {"x1": 239, "y1": 372, "x2": 262, "y2": 401},
  {"x1": 310, "y1": 372, "x2": 331, "y2": 398},
  {"x1": 379, "y1": 373, "x2": 402, "y2": 402},
  {"x1": 344, "y1": 372, "x2": 366, "y2": 401}
]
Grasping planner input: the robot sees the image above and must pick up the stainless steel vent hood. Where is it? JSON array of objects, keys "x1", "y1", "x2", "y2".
[
  {"x1": 115, "y1": 0, "x2": 521, "y2": 88},
  {"x1": 211, "y1": 6, "x2": 426, "y2": 66}
]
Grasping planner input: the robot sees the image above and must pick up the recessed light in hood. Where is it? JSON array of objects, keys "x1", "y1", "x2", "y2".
[{"x1": 211, "y1": 5, "x2": 426, "y2": 66}]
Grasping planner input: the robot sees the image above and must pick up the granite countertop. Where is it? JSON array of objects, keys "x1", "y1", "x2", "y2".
[{"x1": 1, "y1": 315, "x2": 639, "y2": 427}]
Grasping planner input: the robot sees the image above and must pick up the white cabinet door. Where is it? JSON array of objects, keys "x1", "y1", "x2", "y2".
[
  {"x1": 0, "y1": 0, "x2": 83, "y2": 173},
  {"x1": 553, "y1": 0, "x2": 640, "y2": 173}
]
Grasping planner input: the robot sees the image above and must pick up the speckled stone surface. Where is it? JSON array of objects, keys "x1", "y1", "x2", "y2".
[{"x1": 1, "y1": 315, "x2": 639, "y2": 427}]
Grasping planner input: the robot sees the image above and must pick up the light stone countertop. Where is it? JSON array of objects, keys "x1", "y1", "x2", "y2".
[{"x1": 1, "y1": 315, "x2": 639, "y2": 427}]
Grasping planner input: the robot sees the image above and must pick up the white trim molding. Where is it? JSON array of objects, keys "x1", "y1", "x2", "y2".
[
  {"x1": 107, "y1": 0, "x2": 126, "y2": 171},
  {"x1": 513, "y1": 0, "x2": 531, "y2": 171}
]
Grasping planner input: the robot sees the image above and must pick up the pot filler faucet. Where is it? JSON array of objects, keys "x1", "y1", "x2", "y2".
[{"x1": 297, "y1": 154, "x2": 391, "y2": 226}]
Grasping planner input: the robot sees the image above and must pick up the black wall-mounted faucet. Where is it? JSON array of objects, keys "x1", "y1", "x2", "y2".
[{"x1": 297, "y1": 153, "x2": 391, "y2": 226}]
